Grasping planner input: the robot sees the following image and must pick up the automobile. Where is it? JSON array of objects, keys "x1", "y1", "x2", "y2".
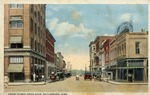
[
  {"x1": 64, "y1": 72, "x2": 71, "y2": 78},
  {"x1": 55, "y1": 72, "x2": 65, "y2": 81},
  {"x1": 84, "y1": 72, "x2": 92, "y2": 80},
  {"x1": 50, "y1": 72, "x2": 56, "y2": 81}
]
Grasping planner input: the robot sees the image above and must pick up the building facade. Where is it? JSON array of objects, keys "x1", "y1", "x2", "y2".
[
  {"x1": 4, "y1": 4, "x2": 46, "y2": 82},
  {"x1": 56, "y1": 52, "x2": 64, "y2": 72},
  {"x1": 89, "y1": 41, "x2": 96, "y2": 73},
  {"x1": 107, "y1": 31, "x2": 148, "y2": 82},
  {"x1": 91, "y1": 36, "x2": 114, "y2": 74},
  {"x1": 45, "y1": 28, "x2": 56, "y2": 79},
  {"x1": 108, "y1": 37, "x2": 117, "y2": 80}
]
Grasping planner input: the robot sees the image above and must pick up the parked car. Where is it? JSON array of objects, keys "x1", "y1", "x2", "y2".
[
  {"x1": 64, "y1": 72, "x2": 71, "y2": 78},
  {"x1": 84, "y1": 72, "x2": 92, "y2": 80},
  {"x1": 50, "y1": 72, "x2": 56, "y2": 81},
  {"x1": 55, "y1": 72, "x2": 65, "y2": 81}
]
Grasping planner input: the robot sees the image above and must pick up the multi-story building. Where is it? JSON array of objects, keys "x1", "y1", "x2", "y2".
[
  {"x1": 56, "y1": 52, "x2": 64, "y2": 72},
  {"x1": 54, "y1": 53, "x2": 60, "y2": 72},
  {"x1": 92, "y1": 36, "x2": 114, "y2": 73},
  {"x1": 62, "y1": 60, "x2": 66, "y2": 73},
  {"x1": 4, "y1": 4, "x2": 46, "y2": 82},
  {"x1": 45, "y1": 28, "x2": 56, "y2": 79},
  {"x1": 115, "y1": 31, "x2": 148, "y2": 82},
  {"x1": 107, "y1": 30, "x2": 148, "y2": 82},
  {"x1": 99, "y1": 40, "x2": 106, "y2": 78},
  {"x1": 89, "y1": 41, "x2": 96, "y2": 73},
  {"x1": 108, "y1": 37, "x2": 117, "y2": 80}
]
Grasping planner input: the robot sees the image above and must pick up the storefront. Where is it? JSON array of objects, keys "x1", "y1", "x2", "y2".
[
  {"x1": 117, "y1": 58, "x2": 147, "y2": 82},
  {"x1": 7, "y1": 64, "x2": 24, "y2": 82}
]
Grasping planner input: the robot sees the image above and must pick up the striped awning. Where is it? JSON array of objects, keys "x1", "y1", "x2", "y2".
[
  {"x1": 7, "y1": 64, "x2": 23, "y2": 72},
  {"x1": 10, "y1": 36, "x2": 22, "y2": 43}
]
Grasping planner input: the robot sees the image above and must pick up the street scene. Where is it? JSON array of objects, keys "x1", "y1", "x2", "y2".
[
  {"x1": 3, "y1": 3, "x2": 148, "y2": 95},
  {"x1": 5, "y1": 76, "x2": 148, "y2": 93}
]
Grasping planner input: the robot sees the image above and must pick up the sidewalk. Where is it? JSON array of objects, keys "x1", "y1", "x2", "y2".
[
  {"x1": 103, "y1": 78, "x2": 148, "y2": 85},
  {"x1": 8, "y1": 82, "x2": 46, "y2": 86},
  {"x1": 8, "y1": 80, "x2": 52, "y2": 86}
]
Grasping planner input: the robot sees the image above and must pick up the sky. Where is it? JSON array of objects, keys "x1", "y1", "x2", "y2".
[{"x1": 45, "y1": 4, "x2": 148, "y2": 70}]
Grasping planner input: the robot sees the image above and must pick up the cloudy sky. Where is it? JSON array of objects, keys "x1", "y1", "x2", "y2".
[{"x1": 46, "y1": 4, "x2": 148, "y2": 70}]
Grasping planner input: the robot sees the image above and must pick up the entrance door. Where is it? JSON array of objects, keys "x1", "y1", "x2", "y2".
[
  {"x1": 9, "y1": 73, "x2": 14, "y2": 82},
  {"x1": 134, "y1": 68, "x2": 143, "y2": 81}
]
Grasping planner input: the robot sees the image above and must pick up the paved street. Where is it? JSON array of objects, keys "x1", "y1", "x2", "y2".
[{"x1": 5, "y1": 76, "x2": 148, "y2": 93}]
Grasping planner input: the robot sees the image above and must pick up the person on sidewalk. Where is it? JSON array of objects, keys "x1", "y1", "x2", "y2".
[
  {"x1": 33, "y1": 73, "x2": 36, "y2": 82},
  {"x1": 128, "y1": 73, "x2": 132, "y2": 82},
  {"x1": 4, "y1": 76, "x2": 9, "y2": 88},
  {"x1": 41, "y1": 75, "x2": 45, "y2": 81}
]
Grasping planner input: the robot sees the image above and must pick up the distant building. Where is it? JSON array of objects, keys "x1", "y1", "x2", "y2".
[
  {"x1": 54, "y1": 53, "x2": 60, "y2": 72},
  {"x1": 89, "y1": 41, "x2": 96, "y2": 73},
  {"x1": 62, "y1": 60, "x2": 66, "y2": 73},
  {"x1": 56, "y1": 52, "x2": 64, "y2": 72},
  {"x1": 4, "y1": 4, "x2": 46, "y2": 82},
  {"x1": 91, "y1": 36, "x2": 114, "y2": 73}
]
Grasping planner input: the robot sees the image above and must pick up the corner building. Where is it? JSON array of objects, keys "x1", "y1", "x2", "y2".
[
  {"x1": 108, "y1": 31, "x2": 148, "y2": 82},
  {"x1": 4, "y1": 4, "x2": 46, "y2": 82}
]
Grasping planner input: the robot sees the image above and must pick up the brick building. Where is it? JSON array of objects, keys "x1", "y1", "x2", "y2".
[
  {"x1": 92, "y1": 36, "x2": 114, "y2": 73},
  {"x1": 45, "y1": 28, "x2": 56, "y2": 79}
]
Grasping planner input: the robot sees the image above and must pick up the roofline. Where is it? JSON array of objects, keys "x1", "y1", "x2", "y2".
[{"x1": 46, "y1": 28, "x2": 56, "y2": 42}]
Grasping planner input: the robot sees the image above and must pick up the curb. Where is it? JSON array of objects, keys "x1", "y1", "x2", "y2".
[
  {"x1": 8, "y1": 82, "x2": 46, "y2": 86},
  {"x1": 109, "y1": 81, "x2": 148, "y2": 85},
  {"x1": 105, "y1": 80, "x2": 148, "y2": 85}
]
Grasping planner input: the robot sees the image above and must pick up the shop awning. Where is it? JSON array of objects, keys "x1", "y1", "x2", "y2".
[
  {"x1": 10, "y1": 36, "x2": 22, "y2": 43},
  {"x1": 7, "y1": 64, "x2": 23, "y2": 72}
]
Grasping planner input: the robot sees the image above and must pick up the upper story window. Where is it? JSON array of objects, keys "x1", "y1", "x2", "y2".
[
  {"x1": 10, "y1": 36, "x2": 23, "y2": 48},
  {"x1": 135, "y1": 41, "x2": 140, "y2": 54},
  {"x1": 10, "y1": 4, "x2": 23, "y2": 8},
  {"x1": 30, "y1": 18, "x2": 33, "y2": 32},
  {"x1": 10, "y1": 56, "x2": 23, "y2": 64},
  {"x1": 10, "y1": 17, "x2": 23, "y2": 28},
  {"x1": 30, "y1": 38, "x2": 34, "y2": 49},
  {"x1": 30, "y1": 4, "x2": 34, "y2": 12}
]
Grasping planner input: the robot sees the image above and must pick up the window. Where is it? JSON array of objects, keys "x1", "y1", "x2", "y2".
[
  {"x1": 34, "y1": 11, "x2": 37, "y2": 18},
  {"x1": 30, "y1": 18, "x2": 33, "y2": 32},
  {"x1": 11, "y1": 43, "x2": 23, "y2": 48},
  {"x1": 35, "y1": 41, "x2": 37, "y2": 51},
  {"x1": 10, "y1": 4, "x2": 23, "y2": 8},
  {"x1": 30, "y1": 4, "x2": 33, "y2": 13},
  {"x1": 10, "y1": 56, "x2": 23, "y2": 64},
  {"x1": 10, "y1": 17, "x2": 23, "y2": 28},
  {"x1": 10, "y1": 36, "x2": 23, "y2": 48},
  {"x1": 34, "y1": 23, "x2": 37, "y2": 34},
  {"x1": 135, "y1": 42, "x2": 140, "y2": 54},
  {"x1": 31, "y1": 38, "x2": 33, "y2": 49},
  {"x1": 38, "y1": 12, "x2": 40, "y2": 22},
  {"x1": 38, "y1": 27, "x2": 40, "y2": 37}
]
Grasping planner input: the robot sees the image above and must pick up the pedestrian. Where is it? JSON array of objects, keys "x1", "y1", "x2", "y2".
[
  {"x1": 4, "y1": 76, "x2": 9, "y2": 88},
  {"x1": 33, "y1": 73, "x2": 36, "y2": 82},
  {"x1": 42, "y1": 75, "x2": 45, "y2": 81},
  {"x1": 36, "y1": 75, "x2": 39, "y2": 82},
  {"x1": 100, "y1": 75, "x2": 101, "y2": 81},
  {"x1": 128, "y1": 73, "x2": 132, "y2": 82}
]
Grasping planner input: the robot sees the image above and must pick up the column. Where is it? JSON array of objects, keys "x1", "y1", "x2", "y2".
[
  {"x1": 143, "y1": 59, "x2": 148, "y2": 82},
  {"x1": 24, "y1": 56, "x2": 31, "y2": 82}
]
